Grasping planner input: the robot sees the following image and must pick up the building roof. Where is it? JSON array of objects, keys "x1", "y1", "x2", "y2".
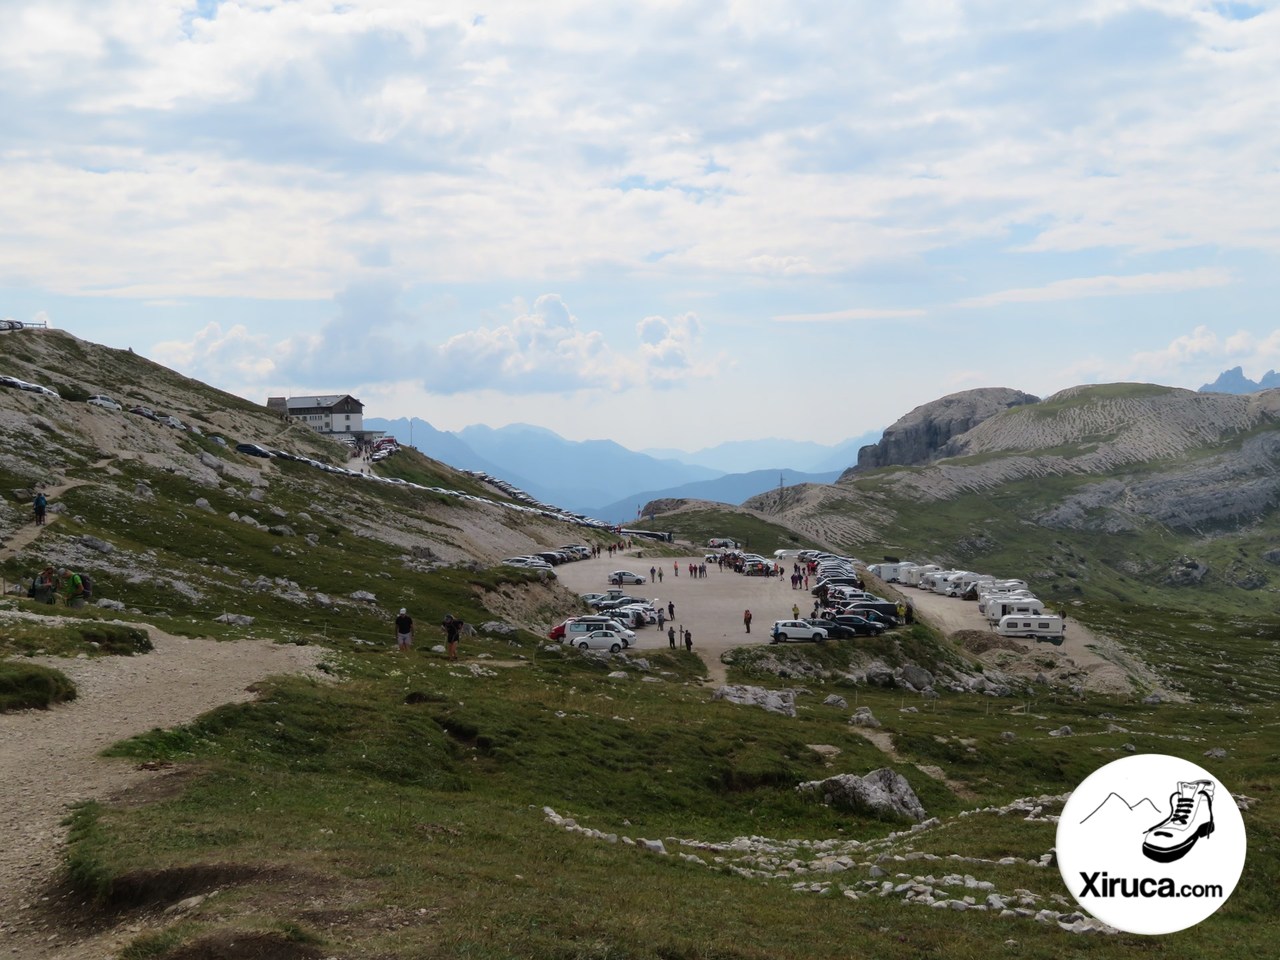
[{"x1": 284, "y1": 394, "x2": 362, "y2": 411}]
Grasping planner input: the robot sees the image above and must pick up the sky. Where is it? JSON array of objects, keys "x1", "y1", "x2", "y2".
[{"x1": 3, "y1": 0, "x2": 1280, "y2": 451}]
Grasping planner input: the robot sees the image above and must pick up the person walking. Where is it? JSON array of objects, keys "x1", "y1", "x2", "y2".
[
  {"x1": 657, "y1": 608, "x2": 665, "y2": 629},
  {"x1": 668, "y1": 625, "x2": 677, "y2": 650},
  {"x1": 792, "y1": 602, "x2": 800, "y2": 620},
  {"x1": 673, "y1": 561, "x2": 678, "y2": 577},
  {"x1": 684, "y1": 628, "x2": 692, "y2": 652},
  {"x1": 743, "y1": 609, "x2": 752, "y2": 633},
  {"x1": 442, "y1": 614, "x2": 464, "y2": 661},
  {"x1": 657, "y1": 567, "x2": 663, "y2": 583},
  {"x1": 650, "y1": 566, "x2": 657, "y2": 582},
  {"x1": 667, "y1": 600, "x2": 675, "y2": 620},
  {"x1": 33, "y1": 491, "x2": 47, "y2": 526},
  {"x1": 394, "y1": 608, "x2": 414, "y2": 651}
]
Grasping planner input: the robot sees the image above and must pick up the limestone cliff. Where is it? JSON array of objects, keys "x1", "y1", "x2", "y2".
[{"x1": 848, "y1": 387, "x2": 1040, "y2": 475}]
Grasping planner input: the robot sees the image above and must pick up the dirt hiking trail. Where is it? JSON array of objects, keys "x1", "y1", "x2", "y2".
[{"x1": 0, "y1": 626, "x2": 325, "y2": 959}]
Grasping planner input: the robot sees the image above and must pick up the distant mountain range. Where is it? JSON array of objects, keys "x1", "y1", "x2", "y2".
[
  {"x1": 1199, "y1": 367, "x2": 1280, "y2": 394},
  {"x1": 642, "y1": 434, "x2": 879, "y2": 474},
  {"x1": 590, "y1": 467, "x2": 843, "y2": 523},
  {"x1": 365, "y1": 417, "x2": 877, "y2": 517}
]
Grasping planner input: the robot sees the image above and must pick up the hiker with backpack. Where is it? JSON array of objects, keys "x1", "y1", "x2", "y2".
[
  {"x1": 59, "y1": 568, "x2": 90, "y2": 608},
  {"x1": 30, "y1": 565, "x2": 56, "y2": 604},
  {"x1": 33, "y1": 492, "x2": 47, "y2": 526}
]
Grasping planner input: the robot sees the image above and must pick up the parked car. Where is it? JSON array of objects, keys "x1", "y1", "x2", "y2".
[
  {"x1": 234, "y1": 442, "x2": 274, "y2": 458},
  {"x1": 770, "y1": 620, "x2": 828, "y2": 643},
  {"x1": 841, "y1": 601, "x2": 901, "y2": 621},
  {"x1": 564, "y1": 617, "x2": 635, "y2": 646},
  {"x1": 608, "y1": 570, "x2": 646, "y2": 585},
  {"x1": 0, "y1": 375, "x2": 28, "y2": 390},
  {"x1": 804, "y1": 618, "x2": 858, "y2": 640},
  {"x1": 573, "y1": 629, "x2": 625, "y2": 653},
  {"x1": 86, "y1": 395, "x2": 122, "y2": 410},
  {"x1": 832, "y1": 615, "x2": 887, "y2": 637},
  {"x1": 159, "y1": 415, "x2": 187, "y2": 430},
  {"x1": 18, "y1": 380, "x2": 59, "y2": 398},
  {"x1": 503, "y1": 556, "x2": 552, "y2": 570},
  {"x1": 843, "y1": 608, "x2": 899, "y2": 628},
  {"x1": 130, "y1": 405, "x2": 160, "y2": 421}
]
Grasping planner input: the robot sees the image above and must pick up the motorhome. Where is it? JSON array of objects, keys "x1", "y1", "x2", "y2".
[
  {"x1": 926, "y1": 570, "x2": 962, "y2": 593},
  {"x1": 947, "y1": 572, "x2": 991, "y2": 597},
  {"x1": 918, "y1": 569, "x2": 954, "y2": 592},
  {"x1": 870, "y1": 561, "x2": 918, "y2": 583},
  {"x1": 901, "y1": 564, "x2": 940, "y2": 587},
  {"x1": 984, "y1": 597, "x2": 1047, "y2": 623},
  {"x1": 995, "y1": 614, "x2": 1064, "y2": 643},
  {"x1": 977, "y1": 589, "x2": 1035, "y2": 616}
]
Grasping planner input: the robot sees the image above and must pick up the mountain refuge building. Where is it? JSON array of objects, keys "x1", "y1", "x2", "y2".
[{"x1": 267, "y1": 394, "x2": 364, "y2": 437}]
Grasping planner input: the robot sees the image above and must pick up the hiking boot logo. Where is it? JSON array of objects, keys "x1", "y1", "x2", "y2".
[{"x1": 1143, "y1": 779, "x2": 1215, "y2": 863}]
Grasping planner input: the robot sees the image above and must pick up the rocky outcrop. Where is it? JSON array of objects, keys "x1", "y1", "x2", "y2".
[
  {"x1": 797, "y1": 768, "x2": 927, "y2": 822},
  {"x1": 712, "y1": 684, "x2": 797, "y2": 717},
  {"x1": 850, "y1": 387, "x2": 1039, "y2": 473}
]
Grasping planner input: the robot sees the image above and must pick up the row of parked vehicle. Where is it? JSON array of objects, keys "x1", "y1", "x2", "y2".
[
  {"x1": 0, "y1": 374, "x2": 60, "y2": 398},
  {"x1": 868, "y1": 560, "x2": 1063, "y2": 644},
  {"x1": 765, "y1": 551, "x2": 908, "y2": 644},
  {"x1": 504, "y1": 543, "x2": 593, "y2": 572},
  {"x1": 548, "y1": 585, "x2": 670, "y2": 651}
]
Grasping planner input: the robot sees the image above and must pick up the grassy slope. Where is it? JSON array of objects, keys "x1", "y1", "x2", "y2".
[{"x1": 69, "y1": 635, "x2": 1279, "y2": 959}]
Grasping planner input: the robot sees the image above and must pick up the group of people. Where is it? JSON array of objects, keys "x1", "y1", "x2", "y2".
[
  {"x1": 394, "y1": 609, "x2": 466, "y2": 660},
  {"x1": 29, "y1": 566, "x2": 89, "y2": 608},
  {"x1": 666, "y1": 624, "x2": 692, "y2": 651}
]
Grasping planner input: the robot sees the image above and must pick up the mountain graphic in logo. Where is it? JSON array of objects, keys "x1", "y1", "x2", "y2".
[{"x1": 1080, "y1": 792, "x2": 1161, "y2": 827}]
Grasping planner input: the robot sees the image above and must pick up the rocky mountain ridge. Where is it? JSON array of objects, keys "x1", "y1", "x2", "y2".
[
  {"x1": 729, "y1": 382, "x2": 1280, "y2": 602},
  {"x1": 851, "y1": 387, "x2": 1040, "y2": 474}
]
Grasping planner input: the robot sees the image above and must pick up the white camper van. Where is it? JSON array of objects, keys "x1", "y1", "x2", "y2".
[
  {"x1": 872, "y1": 561, "x2": 918, "y2": 583},
  {"x1": 984, "y1": 597, "x2": 1047, "y2": 623},
  {"x1": 978, "y1": 589, "x2": 1036, "y2": 616},
  {"x1": 995, "y1": 614, "x2": 1064, "y2": 643},
  {"x1": 947, "y1": 572, "x2": 991, "y2": 597},
  {"x1": 902, "y1": 564, "x2": 940, "y2": 587},
  {"x1": 932, "y1": 571, "x2": 970, "y2": 595}
]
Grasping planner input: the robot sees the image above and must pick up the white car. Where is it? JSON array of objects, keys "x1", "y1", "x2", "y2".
[
  {"x1": 86, "y1": 395, "x2": 122, "y2": 411},
  {"x1": 618, "y1": 603, "x2": 658, "y2": 624},
  {"x1": 573, "y1": 629, "x2": 626, "y2": 653},
  {"x1": 608, "y1": 570, "x2": 646, "y2": 585},
  {"x1": 563, "y1": 617, "x2": 635, "y2": 646},
  {"x1": 770, "y1": 620, "x2": 828, "y2": 643},
  {"x1": 503, "y1": 556, "x2": 552, "y2": 570},
  {"x1": 20, "y1": 381, "x2": 59, "y2": 398}
]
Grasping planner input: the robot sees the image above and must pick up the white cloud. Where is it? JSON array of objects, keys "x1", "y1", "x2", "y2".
[
  {"x1": 148, "y1": 291, "x2": 716, "y2": 398},
  {"x1": 954, "y1": 268, "x2": 1233, "y2": 309},
  {"x1": 773, "y1": 307, "x2": 927, "y2": 323},
  {"x1": 1126, "y1": 325, "x2": 1280, "y2": 381},
  {"x1": 1, "y1": 1, "x2": 1278, "y2": 301}
]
